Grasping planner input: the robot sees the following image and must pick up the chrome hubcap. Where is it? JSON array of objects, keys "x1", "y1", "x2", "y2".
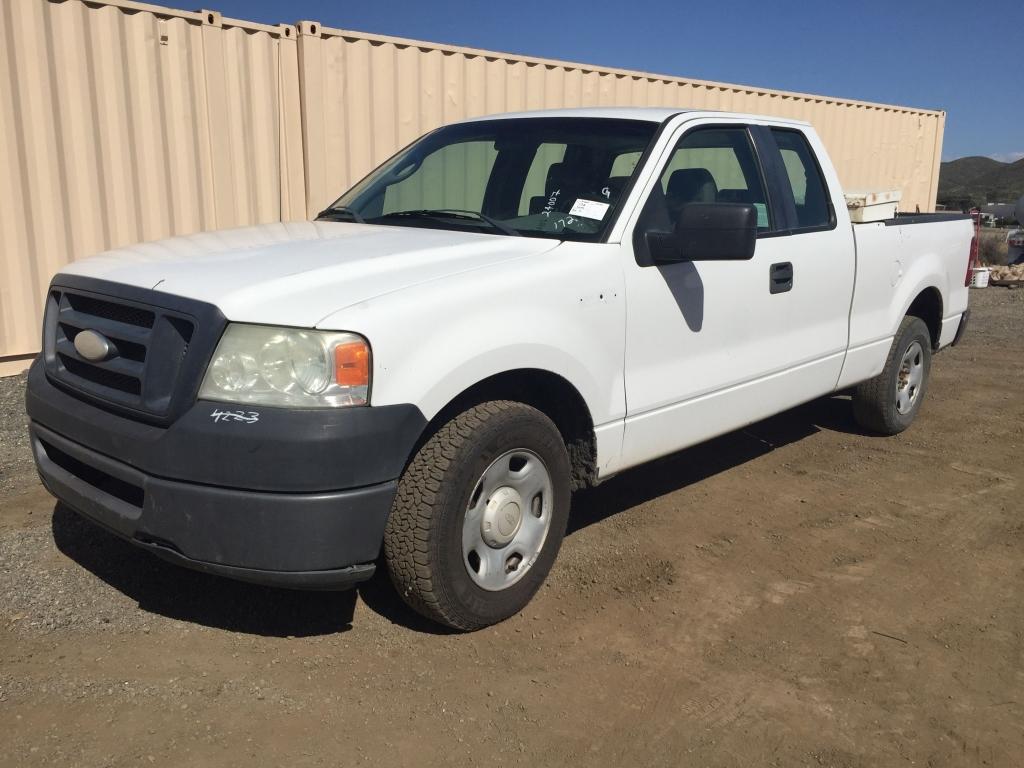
[
  {"x1": 896, "y1": 340, "x2": 924, "y2": 414},
  {"x1": 462, "y1": 449, "x2": 553, "y2": 591}
]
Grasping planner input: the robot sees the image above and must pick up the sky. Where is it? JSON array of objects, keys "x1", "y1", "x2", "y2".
[{"x1": 148, "y1": 0, "x2": 1020, "y2": 162}]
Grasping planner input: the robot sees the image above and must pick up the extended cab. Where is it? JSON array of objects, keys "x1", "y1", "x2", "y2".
[{"x1": 26, "y1": 108, "x2": 974, "y2": 630}]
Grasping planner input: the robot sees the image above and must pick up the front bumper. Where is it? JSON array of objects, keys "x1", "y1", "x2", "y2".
[{"x1": 26, "y1": 359, "x2": 426, "y2": 590}]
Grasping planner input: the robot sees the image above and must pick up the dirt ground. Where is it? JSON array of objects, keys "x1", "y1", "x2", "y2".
[{"x1": 1, "y1": 288, "x2": 1022, "y2": 768}]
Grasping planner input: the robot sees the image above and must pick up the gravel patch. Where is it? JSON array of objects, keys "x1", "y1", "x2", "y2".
[
  {"x1": 0, "y1": 372, "x2": 33, "y2": 495},
  {"x1": 0, "y1": 508, "x2": 157, "y2": 636}
]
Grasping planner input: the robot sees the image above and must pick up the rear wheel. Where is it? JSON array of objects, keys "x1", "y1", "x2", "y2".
[
  {"x1": 853, "y1": 315, "x2": 932, "y2": 435},
  {"x1": 383, "y1": 400, "x2": 571, "y2": 631}
]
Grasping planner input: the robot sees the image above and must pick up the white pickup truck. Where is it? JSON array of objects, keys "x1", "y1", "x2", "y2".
[{"x1": 27, "y1": 108, "x2": 974, "y2": 630}]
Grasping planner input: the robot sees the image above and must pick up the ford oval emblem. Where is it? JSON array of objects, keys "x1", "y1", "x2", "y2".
[{"x1": 73, "y1": 329, "x2": 113, "y2": 362}]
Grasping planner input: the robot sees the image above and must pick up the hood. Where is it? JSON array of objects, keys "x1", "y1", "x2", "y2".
[{"x1": 59, "y1": 221, "x2": 560, "y2": 327}]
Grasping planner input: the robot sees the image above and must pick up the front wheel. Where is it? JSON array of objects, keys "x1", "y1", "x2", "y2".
[
  {"x1": 383, "y1": 401, "x2": 571, "y2": 631},
  {"x1": 853, "y1": 315, "x2": 932, "y2": 435}
]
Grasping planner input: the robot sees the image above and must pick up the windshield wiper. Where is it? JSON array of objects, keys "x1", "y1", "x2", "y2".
[
  {"x1": 316, "y1": 205, "x2": 365, "y2": 223},
  {"x1": 374, "y1": 209, "x2": 521, "y2": 236}
]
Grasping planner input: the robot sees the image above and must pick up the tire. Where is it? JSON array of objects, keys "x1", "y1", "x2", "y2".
[
  {"x1": 853, "y1": 315, "x2": 932, "y2": 435},
  {"x1": 383, "y1": 400, "x2": 571, "y2": 631}
]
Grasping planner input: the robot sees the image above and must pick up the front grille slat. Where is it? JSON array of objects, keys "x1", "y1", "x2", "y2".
[
  {"x1": 58, "y1": 308, "x2": 152, "y2": 345},
  {"x1": 43, "y1": 281, "x2": 221, "y2": 424},
  {"x1": 64, "y1": 292, "x2": 154, "y2": 328},
  {"x1": 58, "y1": 353, "x2": 142, "y2": 396},
  {"x1": 55, "y1": 340, "x2": 145, "y2": 379}
]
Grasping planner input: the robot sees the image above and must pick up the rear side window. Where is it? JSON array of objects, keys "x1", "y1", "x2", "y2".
[{"x1": 770, "y1": 129, "x2": 833, "y2": 230}]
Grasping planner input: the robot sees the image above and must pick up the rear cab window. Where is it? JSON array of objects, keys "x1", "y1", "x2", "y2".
[{"x1": 515, "y1": 140, "x2": 653, "y2": 224}]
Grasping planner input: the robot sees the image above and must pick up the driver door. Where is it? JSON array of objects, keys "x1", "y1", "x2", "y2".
[{"x1": 618, "y1": 119, "x2": 853, "y2": 470}]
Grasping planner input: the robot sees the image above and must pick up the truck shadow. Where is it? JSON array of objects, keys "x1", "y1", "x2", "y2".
[
  {"x1": 50, "y1": 504, "x2": 358, "y2": 638},
  {"x1": 568, "y1": 393, "x2": 864, "y2": 534},
  {"x1": 50, "y1": 394, "x2": 865, "y2": 637}
]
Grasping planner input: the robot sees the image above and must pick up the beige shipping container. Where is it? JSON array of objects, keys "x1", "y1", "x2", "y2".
[
  {"x1": 296, "y1": 25, "x2": 944, "y2": 220},
  {"x1": 0, "y1": 0, "x2": 306, "y2": 373},
  {"x1": 0, "y1": 0, "x2": 945, "y2": 372}
]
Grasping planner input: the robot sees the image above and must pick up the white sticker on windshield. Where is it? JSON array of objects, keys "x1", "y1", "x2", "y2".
[{"x1": 569, "y1": 199, "x2": 611, "y2": 220}]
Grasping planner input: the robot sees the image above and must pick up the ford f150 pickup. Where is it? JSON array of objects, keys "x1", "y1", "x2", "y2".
[{"x1": 26, "y1": 108, "x2": 974, "y2": 630}]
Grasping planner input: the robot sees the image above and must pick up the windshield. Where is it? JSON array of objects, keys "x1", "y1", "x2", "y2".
[{"x1": 320, "y1": 117, "x2": 659, "y2": 241}]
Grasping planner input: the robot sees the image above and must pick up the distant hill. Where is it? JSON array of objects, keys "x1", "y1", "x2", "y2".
[{"x1": 938, "y1": 156, "x2": 1024, "y2": 210}]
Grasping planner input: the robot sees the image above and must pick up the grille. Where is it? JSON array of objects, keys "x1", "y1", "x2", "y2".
[{"x1": 43, "y1": 279, "x2": 225, "y2": 424}]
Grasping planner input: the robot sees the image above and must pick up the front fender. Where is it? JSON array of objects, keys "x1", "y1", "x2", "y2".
[{"x1": 317, "y1": 242, "x2": 627, "y2": 426}]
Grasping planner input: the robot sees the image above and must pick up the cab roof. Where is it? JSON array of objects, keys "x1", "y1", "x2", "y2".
[
  {"x1": 460, "y1": 106, "x2": 689, "y2": 123},
  {"x1": 457, "y1": 106, "x2": 812, "y2": 129}
]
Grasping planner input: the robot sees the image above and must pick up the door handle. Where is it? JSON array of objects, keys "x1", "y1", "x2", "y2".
[{"x1": 769, "y1": 262, "x2": 793, "y2": 294}]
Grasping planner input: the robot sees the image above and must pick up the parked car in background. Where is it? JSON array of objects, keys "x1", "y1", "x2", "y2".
[
  {"x1": 26, "y1": 108, "x2": 974, "y2": 630},
  {"x1": 1008, "y1": 232, "x2": 1022, "y2": 259}
]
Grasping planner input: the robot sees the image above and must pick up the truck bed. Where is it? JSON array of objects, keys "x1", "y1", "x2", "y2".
[{"x1": 839, "y1": 215, "x2": 973, "y2": 389}]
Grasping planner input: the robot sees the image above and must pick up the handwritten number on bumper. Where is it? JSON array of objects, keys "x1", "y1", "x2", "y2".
[{"x1": 210, "y1": 409, "x2": 260, "y2": 425}]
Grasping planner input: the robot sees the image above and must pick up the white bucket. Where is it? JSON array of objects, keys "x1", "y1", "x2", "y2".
[{"x1": 969, "y1": 267, "x2": 991, "y2": 288}]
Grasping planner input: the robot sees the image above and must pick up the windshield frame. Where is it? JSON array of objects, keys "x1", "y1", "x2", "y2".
[{"x1": 319, "y1": 117, "x2": 664, "y2": 243}]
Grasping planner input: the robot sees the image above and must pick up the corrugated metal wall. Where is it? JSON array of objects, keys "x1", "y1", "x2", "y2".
[
  {"x1": 294, "y1": 24, "x2": 942, "y2": 222},
  {"x1": 0, "y1": 0, "x2": 945, "y2": 369},
  {"x1": 297, "y1": 24, "x2": 945, "y2": 219},
  {"x1": 0, "y1": 0, "x2": 305, "y2": 369}
]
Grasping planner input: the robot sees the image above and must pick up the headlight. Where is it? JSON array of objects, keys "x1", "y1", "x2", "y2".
[{"x1": 199, "y1": 324, "x2": 370, "y2": 408}]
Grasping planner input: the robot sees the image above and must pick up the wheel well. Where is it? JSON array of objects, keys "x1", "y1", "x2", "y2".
[
  {"x1": 906, "y1": 288, "x2": 942, "y2": 349},
  {"x1": 419, "y1": 369, "x2": 598, "y2": 491}
]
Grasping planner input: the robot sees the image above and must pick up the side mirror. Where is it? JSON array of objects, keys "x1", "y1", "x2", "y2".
[{"x1": 647, "y1": 203, "x2": 757, "y2": 263}]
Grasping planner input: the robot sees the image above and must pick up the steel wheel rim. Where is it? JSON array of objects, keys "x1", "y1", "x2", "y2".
[
  {"x1": 462, "y1": 449, "x2": 554, "y2": 591},
  {"x1": 895, "y1": 340, "x2": 924, "y2": 414}
]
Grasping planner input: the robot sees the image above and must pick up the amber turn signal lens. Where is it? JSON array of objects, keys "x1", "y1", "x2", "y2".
[{"x1": 334, "y1": 340, "x2": 370, "y2": 387}]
